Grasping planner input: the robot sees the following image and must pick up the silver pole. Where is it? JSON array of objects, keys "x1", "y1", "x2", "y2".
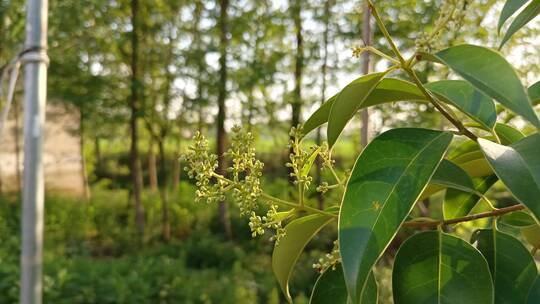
[{"x1": 20, "y1": 0, "x2": 48, "y2": 303}]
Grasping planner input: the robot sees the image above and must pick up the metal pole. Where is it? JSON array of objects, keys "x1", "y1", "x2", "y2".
[{"x1": 20, "y1": 0, "x2": 48, "y2": 303}]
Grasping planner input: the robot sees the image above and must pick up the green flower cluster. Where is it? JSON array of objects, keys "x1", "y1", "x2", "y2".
[
  {"x1": 184, "y1": 127, "x2": 290, "y2": 243},
  {"x1": 286, "y1": 127, "x2": 318, "y2": 191},
  {"x1": 227, "y1": 126, "x2": 264, "y2": 216},
  {"x1": 248, "y1": 205, "x2": 287, "y2": 244},
  {"x1": 182, "y1": 132, "x2": 226, "y2": 204},
  {"x1": 415, "y1": 0, "x2": 466, "y2": 52},
  {"x1": 313, "y1": 240, "x2": 341, "y2": 273}
]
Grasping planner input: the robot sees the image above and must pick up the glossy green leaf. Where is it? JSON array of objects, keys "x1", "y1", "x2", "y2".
[
  {"x1": 301, "y1": 146, "x2": 322, "y2": 177},
  {"x1": 327, "y1": 72, "x2": 388, "y2": 147},
  {"x1": 303, "y1": 95, "x2": 337, "y2": 136},
  {"x1": 528, "y1": 276, "x2": 540, "y2": 304},
  {"x1": 309, "y1": 267, "x2": 377, "y2": 304},
  {"x1": 529, "y1": 80, "x2": 540, "y2": 105},
  {"x1": 426, "y1": 80, "x2": 497, "y2": 130},
  {"x1": 434, "y1": 44, "x2": 540, "y2": 128},
  {"x1": 273, "y1": 214, "x2": 334, "y2": 302},
  {"x1": 449, "y1": 141, "x2": 493, "y2": 178},
  {"x1": 473, "y1": 228, "x2": 537, "y2": 304},
  {"x1": 494, "y1": 123, "x2": 525, "y2": 144},
  {"x1": 393, "y1": 231, "x2": 493, "y2": 304},
  {"x1": 444, "y1": 175, "x2": 498, "y2": 220},
  {"x1": 479, "y1": 134, "x2": 540, "y2": 223},
  {"x1": 431, "y1": 159, "x2": 475, "y2": 193},
  {"x1": 500, "y1": 210, "x2": 537, "y2": 227},
  {"x1": 498, "y1": 0, "x2": 529, "y2": 32},
  {"x1": 419, "y1": 159, "x2": 477, "y2": 200},
  {"x1": 521, "y1": 224, "x2": 540, "y2": 248},
  {"x1": 447, "y1": 125, "x2": 523, "y2": 178},
  {"x1": 500, "y1": 0, "x2": 540, "y2": 48},
  {"x1": 339, "y1": 128, "x2": 452, "y2": 302},
  {"x1": 303, "y1": 78, "x2": 424, "y2": 136}
]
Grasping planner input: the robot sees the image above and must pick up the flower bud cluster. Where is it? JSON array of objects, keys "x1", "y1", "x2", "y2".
[
  {"x1": 352, "y1": 46, "x2": 366, "y2": 58},
  {"x1": 183, "y1": 132, "x2": 225, "y2": 203},
  {"x1": 248, "y1": 204, "x2": 287, "y2": 244},
  {"x1": 313, "y1": 240, "x2": 341, "y2": 273},
  {"x1": 415, "y1": 0, "x2": 466, "y2": 52},
  {"x1": 318, "y1": 142, "x2": 333, "y2": 168},
  {"x1": 286, "y1": 126, "x2": 316, "y2": 190},
  {"x1": 227, "y1": 126, "x2": 264, "y2": 216},
  {"x1": 316, "y1": 181, "x2": 330, "y2": 194}
]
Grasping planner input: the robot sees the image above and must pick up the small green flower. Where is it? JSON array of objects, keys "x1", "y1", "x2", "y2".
[{"x1": 313, "y1": 240, "x2": 341, "y2": 273}]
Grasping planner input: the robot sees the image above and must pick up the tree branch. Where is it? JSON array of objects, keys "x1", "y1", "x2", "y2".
[
  {"x1": 402, "y1": 204, "x2": 525, "y2": 228},
  {"x1": 367, "y1": 0, "x2": 478, "y2": 142}
]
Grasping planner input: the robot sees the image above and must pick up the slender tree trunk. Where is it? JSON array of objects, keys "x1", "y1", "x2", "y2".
[
  {"x1": 360, "y1": 2, "x2": 371, "y2": 149},
  {"x1": 130, "y1": 0, "x2": 145, "y2": 239},
  {"x1": 317, "y1": 0, "x2": 331, "y2": 210},
  {"x1": 172, "y1": 138, "x2": 181, "y2": 189},
  {"x1": 290, "y1": 0, "x2": 303, "y2": 130},
  {"x1": 79, "y1": 108, "x2": 90, "y2": 201},
  {"x1": 288, "y1": 0, "x2": 303, "y2": 186},
  {"x1": 194, "y1": 1, "x2": 205, "y2": 134},
  {"x1": 148, "y1": 139, "x2": 158, "y2": 191},
  {"x1": 14, "y1": 97, "x2": 21, "y2": 193},
  {"x1": 158, "y1": 139, "x2": 170, "y2": 241},
  {"x1": 217, "y1": 0, "x2": 232, "y2": 239}
]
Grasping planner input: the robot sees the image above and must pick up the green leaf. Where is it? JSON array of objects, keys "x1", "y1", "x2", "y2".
[
  {"x1": 479, "y1": 134, "x2": 540, "y2": 224},
  {"x1": 431, "y1": 159, "x2": 475, "y2": 193},
  {"x1": 494, "y1": 123, "x2": 525, "y2": 144},
  {"x1": 498, "y1": 0, "x2": 529, "y2": 32},
  {"x1": 521, "y1": 224, "x2": 540, "y2": 248},
  {"x1": 426, "y1": 80, "x2": 497, "y2": 130},
  {"x1": 444, "y1": 175, "x2": 498, "y2": 220},
  {"x1": 434, "y1": 44, "x2": 540, "y2": 128},
  {"x1": 419, "y1": 159, "x2": 477, "y2": 200},
  {"x1": 500, "y1": 0, "x2": 540, "y2": 48},
  {"x1": 339, "y1": 128, "x2": 452, "y2": 302},
  {"x1": 528, "y1": 80, "x2": 540, "y2": 105},
  {"x1": 327, "y1": 72, "x2": 388, "y2": 147},
  {"x1": 449, "y1": 141, "x2": 493, "y2": 178},
  {"x1": 393, "y1": 231, "x2": 494, "y2": 304},
  {"x1": 309, "y1": 267, "x2": 377, "y2": 304},
  {"x1": 473, "y1": 228, "x2": 538, "y2": 304},
  {"x1": 500, "y1": 210, "x2": 537, "y2": 227},
  {"x1": 272, "y1": 214, "x2": 334, "y2": 302},
  {"x1": 447, "y1": 125, "x2": 523, "y2": 179},
  {"x1": 528, "y1": 276, "x2": 540, "y2": 304},
  {"x1": 300, "y1": 146, "x2": 322, "y2": 177},
  {"x1": 303, "y1": 95, "x2": 336, "y2": 136},
  {"x1": 303, "y1": 78, "x2": 425, "y2": 136}
]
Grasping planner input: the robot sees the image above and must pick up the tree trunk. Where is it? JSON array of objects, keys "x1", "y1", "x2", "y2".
[
  {"x1": 317, "y1": 0, "x2": 331, "y2": 210},
  {"x1": 360, "y1": 1, "x2": 371, "y2": 149},
  {"x1": 148, "y1": 140, "x2": 158, "y2": 191},
  {"x1": 14, "y1": 97, "x2": 21, "y2": 193},
  {"x1": 217, "y1": 0, "x2": 233, "y2": 240},
  {"x1": 194, "y1": 1, "x2": 205, "y2": 134},
  {"x1": 288, "y1": 0, "x2": 303, "y2": 186},
  {"x1": 130, "y1": 0, "x2": 145, "y2": 239},
  {"x1": 79, "y1": 108, "x2": 91, "y2": 201},
  {"x1": 290, "y1": 0, "x2": 303, "y2": 130},
  {"x1": 158, "y1": 139, "x2": 170, "y2": 241},
  {"x1": 172, "y1": 138, "x2": 181, "y2": 189}
]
